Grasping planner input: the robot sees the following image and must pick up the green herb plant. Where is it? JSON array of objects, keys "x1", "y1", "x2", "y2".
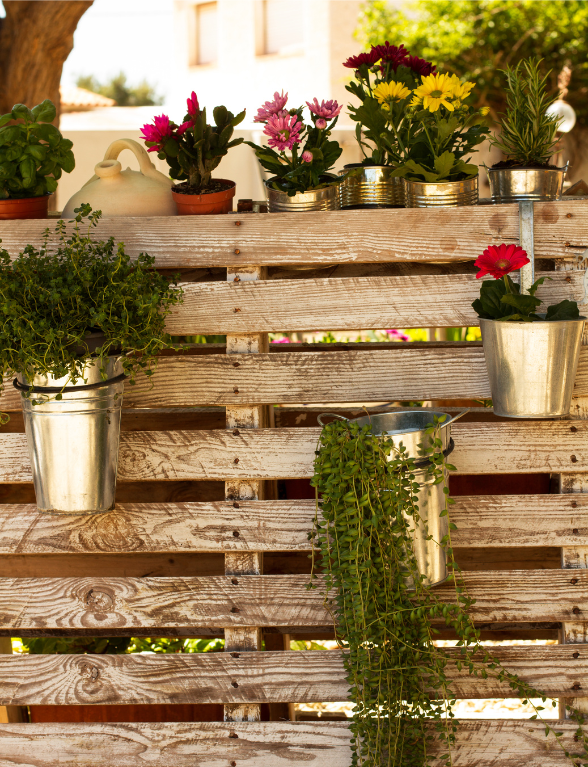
[
  {"x1": 0, "y1": 204, "x2": 183, "y2": 420},
  {"x1": 490, "y1": 58, "x2": 562, "y2": 167},
  {"x1": 311, "y1": 416, "x2": 588, "y2": 766},
  {"x1": 0, "y1": 99, "x2": 75, "y2": 199}
]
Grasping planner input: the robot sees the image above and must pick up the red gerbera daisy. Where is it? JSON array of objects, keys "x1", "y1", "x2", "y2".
[
  {"x1": 474, "y1": 243, "x2": 530, "y2": 279},
  {"x1": 343, "y1": 48, "x2": 381, "y2": 69}
]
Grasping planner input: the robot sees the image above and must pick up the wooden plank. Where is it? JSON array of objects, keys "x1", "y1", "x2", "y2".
[
  {"x1": 0, "y1": 720, "x2": 584, "y2": 767},
  {"x1": 0, "y1": 638, "x2": 23, "y2": 725},
  {"x1": 1, "y1": 421, "x2": 587, "y2": 482},
  {"x1": 0, "y1": 206, "x2": 519, "y2": 266},
  {"x1": 2, "y1": 646, "x2": 588, "y2": 706},
  {"x1": 1, "y1": 570, "x2": 588, "y2": 634},
  {"x1": 166, "y1": 270, "x2": 585, "y2": 334},
  {"x1": 2, "y1": 495, "x2": 588, "y2": 555},
  {"x1": 535, "y1": 200, "x2": 588, "y2": 260}
]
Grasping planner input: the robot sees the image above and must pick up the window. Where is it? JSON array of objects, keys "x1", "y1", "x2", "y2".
[
  {"x1": 191, "y1": 2, "x2": 218, "y2": 67},
  {"x1": 262, "y1": 0, "x2": 304, "y2": 55}
]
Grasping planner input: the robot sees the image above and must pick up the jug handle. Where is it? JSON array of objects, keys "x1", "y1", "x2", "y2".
[
  {"x1": 442, "y1": 408, "x2": 470, "y2": 427},
  {"x1": 317, "y1": 413, "x2": 349, "y2": 426},
  {"x1": 82, "y1": 138, "x2": 172, "y2": 188}
]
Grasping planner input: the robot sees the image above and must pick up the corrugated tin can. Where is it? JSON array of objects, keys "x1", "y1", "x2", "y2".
[
  {"x1": 338, "y1": 165, "x2": 405, "y2": 208},
  {"x1": 405, "y1": 175, "x2": 479, "y2": 207},
  {"x1": 265, "y1": 181, "x2": 340, "y2": 212}
]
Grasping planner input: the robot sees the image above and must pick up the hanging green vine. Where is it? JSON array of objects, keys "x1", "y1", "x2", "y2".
[{"x1": 310, "y1": 415, "x2": 588, "y2": 767}]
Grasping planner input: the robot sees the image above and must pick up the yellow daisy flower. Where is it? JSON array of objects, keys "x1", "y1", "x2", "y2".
[
  {"x1": 448, "y1": 74, "x2": 475, "y2": 102},
  {"x1": 374, "y1": 81, "x2": 411, "y2": 110},
  {"x1": 480, "y1": 106, "x2": 490, "y2": 116},
  {"x1": 413, "y1": 73, "x2": 456, "y2": 112}
]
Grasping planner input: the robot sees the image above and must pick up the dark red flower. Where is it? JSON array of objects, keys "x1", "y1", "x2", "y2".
[
  {"x1": 343, "y1": 48, "x2": 381, "y2": 69},
  {"x1": 404, "y1": 55, "x2": 436, "y2": 77},
  {"x1": 475, "y1": 243, "x2": 530, "y2": 279},
  {"x1": 373, "y1": 42, "x2": 409, "y2": 71}
]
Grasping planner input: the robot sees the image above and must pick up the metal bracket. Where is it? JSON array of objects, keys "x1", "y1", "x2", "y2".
[{"x1": 519, "y1": 201, "x2": 535, "y2": 292}]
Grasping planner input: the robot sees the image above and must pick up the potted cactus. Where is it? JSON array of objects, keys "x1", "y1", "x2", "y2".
[
  {"x1": 141, "y1": 92, "x2": 245, "y2": 215},
  {"x1": 487, "y1": 58, "x2": 565, "y2": 203},
  {"x1": 0, "y1": 99, "x2": 75, "y2": 219}
]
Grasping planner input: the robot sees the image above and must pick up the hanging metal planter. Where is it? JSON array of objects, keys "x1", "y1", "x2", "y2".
[
  {"x1": 319, "y1": 409, "x2": 465, "y2": 586},
  {"x1": 265, "y1": 181, "x2": 340, "y2": 212},
  {"x1": 15, "y1": 356, "x2": 126, "y2": 514},
  {"x1": 480, "y1": 317, "x2": 585, "y2": 418},
  {"x1": 405, "y1": 175, "x2": 479, "y2": 207},
  {"x1": 338, "y1": 165, "x2": 405, "y2": 208},
  {"x1": 486, "y1": 165, "x2": 567, "y2": 204}
]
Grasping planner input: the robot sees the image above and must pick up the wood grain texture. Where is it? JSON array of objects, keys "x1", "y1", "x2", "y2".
[
  {"x1": 1, "y1": 421, "x2": 587, "y2": 483},
  {"x1": 166, "y1": 270, "x2": 585, "y2": 334},
  {"x1": 0, "y1": 720, "x2": 584, "y2": 766},
  {"x1": 2, "y1": 495, "x2": 588, "y2": 555},
  {"x1": 2, "y1": 646, "x2": 588, "y2": 706},
  {"x1": 0, "y1": 206, "x2": 518, "y2": 266},
  {"x1": 535, "y1": 200, "x2": 588, "y2": 260},
  {"x1": 1, "y1": 571, "x2": 588, "y2": 634}
]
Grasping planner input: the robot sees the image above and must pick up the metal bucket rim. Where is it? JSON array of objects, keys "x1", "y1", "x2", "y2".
[
  {"x1": 480, "y1": 316, "x2": 586, "y2": 325},
  {"x1": 486, "y1": 164, "x2": 568, "y2": 174},
  {"x1": 318, "y1": 409, "x2": 454, "y2": 435}
]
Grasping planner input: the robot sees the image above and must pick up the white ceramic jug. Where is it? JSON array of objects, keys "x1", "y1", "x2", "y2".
[{"x1": 62, "y1": 138, "x2": 177, "y2": 217}]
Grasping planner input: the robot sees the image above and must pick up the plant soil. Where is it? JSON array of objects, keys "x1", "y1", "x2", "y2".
[
  {"x1": 491, "y1": 160, "x2": 562, "y2": 170},
  {"x1": 172, "y1": 180, "x2": 234, "y2": 196}
]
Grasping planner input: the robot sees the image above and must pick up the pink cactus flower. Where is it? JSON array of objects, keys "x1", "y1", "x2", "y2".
[
  {"x1": 187, "y1": 91, "x2": 200, "y2": 119},
  {"x1": 140, "y1": 114, "x2": 173, "y2": 151},
  {"x1": 177, "y1": 120, "x2": 192, "y2": 136},
  {"x1": 254, "y1": 91, "x2": 288, "y2": 123},
  {"x1": 271, "y1": 337, "x2": 291, "y2": 343},
  {"x1": 302, "y1": 150, "x2": 313, "y2": 163},
  {"x1": 263, "y1": 112, "x2": 302, "y2": 151},
  {"x1": 315, "y1": 118, "x2": 327, "y2": 129},
  {"x1": 306, "y1": 98, "x2": 342, "y2": 119}
]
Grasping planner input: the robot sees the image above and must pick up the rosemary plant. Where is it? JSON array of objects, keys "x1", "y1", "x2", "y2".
[
  {"x1": 490, "y1": 58, "x2": 561, "y2": 167},
  {"x1": 311, "y1": 416, "x2": 588, "y2": 767}
]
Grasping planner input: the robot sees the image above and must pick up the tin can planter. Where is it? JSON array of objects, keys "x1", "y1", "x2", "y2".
[
  {"x1": 480, "y1": 317, "x2": 585, "y2": 418},
  {"x1": 0, "y1": 195, "x2": 49, "y2": 220},
  {"x1": 338, "y1": 165, "x2": 405, "y2": 208},
  {"x1": 486, "y1": 166, "x2": 567, "y2": 204},
  {"x1": 405, "y1": 175, "x2": 478, "y2": 208},
  {"x1": 15, "y1": 356, "x2": 126, "y2": 514},
  {"x1": 172, "y1": 179, "x2": 236, "y2": 215},
  {"x1": 319, "y1": 410, "x2": 458, "y2": 586},
  {"x1": 265, "y1": 181, "x2": 340, "y2": 212}
]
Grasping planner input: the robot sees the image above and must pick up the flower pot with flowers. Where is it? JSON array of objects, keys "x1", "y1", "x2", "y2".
[
  {"x1": 342, "y1": 42, "x2": 437, "y2": 208},
  {"x1": 386, "y1": 72, "x2": 490, "y2": 207},
  {"x1": 141, "y1": 92, "x2": 245, "y2": 215},
  {"x1": 0, "y1": 99, "x2": 75, "y2": 219},
  {"x1": 487, "y1": 58, "x2": 566, "y2": 203},
  {"x1": 246, "y1": 92, "x2": 343, "y2": 212},
  {"x1": 472, "y1": 243, "x2": 584, "y2": 418}
]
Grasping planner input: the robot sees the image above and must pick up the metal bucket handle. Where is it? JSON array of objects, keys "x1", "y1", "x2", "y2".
[
  {"x1": 317, "y1": 409, "x2": 469, "y2": 428},
  {"x1": 13, "y1": 372, "x2": 127, "y2": 394},
  {"x1": 317, "y1": 412, "x2": 349, "y2": 426}
]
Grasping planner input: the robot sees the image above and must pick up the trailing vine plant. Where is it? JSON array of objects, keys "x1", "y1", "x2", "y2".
[{"x1": 310, "y1": 415, "x2": 588, "y2": 767}]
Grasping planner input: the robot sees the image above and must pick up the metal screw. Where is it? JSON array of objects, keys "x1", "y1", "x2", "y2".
[
  {"x1": 231, "y1": 681, "x2": 239, "y2": 688},
  {"x1": 574, "y1": 652, "x2": 580, "y2": 658},
  {"x1": 571, "y1": 425, "x2": 578, "y2": 432},
  {"x1": 230, "y1": 652, "x2": 240, "y2": 658},
  {"x1": 573, "y1": 682, "x2": 582, "y2": 691},
  {"x1": 230, "y1": 606, "x2": 240, "y2": 613},
  {"x1": 231, "y1": 762, "x2": 237, "y2": 766},
  {"x1": 233, "y1": 307, "x2": 241, "y2": 313},
  {"x1": 573, "y1": 606, "x2": 581, "y2": 614},
  {"x1": 572, "y1": 501, "x2": 578, "y2": 508},
  {"x1": 571, "y1": 455, "x2": 578, "y2": 463},
  {"x1": 566, "y1": 276, "x2": 572, "y2": 283},
  {"x1": 233, "y1": 502, "x2": 240, "y2": 509},
  {"x1": 235, "y1": 221, "x2": 241, "y2": 226},
  {"x1": 232, "y1": 531, "x2": 240, "y2": 538},
  {"x1": 233, "y1": 362, "x2": 240, "y2": 368},
  {"x1": 233, "y1": 429, "x2": 240, "y2": 436},
  {"x1": 233, "y1": 387, "x2": 239, "y2": 394},
  {"x1": 231, "y1": 577, "x2": 239, "y2": 584},
  {"x1": 567, "y1": 213, "x2": 573, "y2": 218},
  {"x1": 234, "y1": 457, "x2": 239, "y2": 464},
  {"x1": 234, "y1": 248, "x2": 240, "y2": 255},
  {"x1": 571, "y1": 578, "x2": 579, "y2": 584},
  {"x1": 228, "y1": 732, "x2": 239, "y2": 739},
  {"x1": 573, "y1": 528, "x2": 580, "y2": 535},
  {"x1": 565, "y1": 241, "x2": 571, "y2": 247},
  {"x1": 233, "y1": 275, "x2": 240, "y2": 282}
]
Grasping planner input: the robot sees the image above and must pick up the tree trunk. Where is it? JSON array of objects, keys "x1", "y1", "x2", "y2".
[{"x1": 0, "y1": 1, "x2": 93, "y2": 124}]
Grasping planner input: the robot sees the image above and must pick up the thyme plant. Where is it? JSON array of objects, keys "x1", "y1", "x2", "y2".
[
  {"x1": 490, "y1": 58, "x2": 561, "y2": 167},
  {"x1": 311, "y1": 416, "x2": 588, "y2": 767},
  {"x1": 0, "y1": 204, "x2": 183, "y2": 416}
]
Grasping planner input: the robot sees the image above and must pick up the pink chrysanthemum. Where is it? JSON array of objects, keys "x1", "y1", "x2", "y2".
[
  {"x1": 475, "y1": 243, "x2": 530, "y2": 279},
  {"x1": 316, "y1": 118, "x2": 327, "y2": 129},
  {"x1": 302, "y1": 150, "x2": 313, "y2": 163},
  {"x1": 254, "y1": 91, "x2": 288, "y2": 123},
  {"x1": 187, "y1": 91, "x2": 200, "y2": 119},
  {"x1": 140, "y1": 114, "x2": 173, "y2": 152},
  {"x1": 263, "y1": 112, "x2": 302, "y2": 151},
  {"x1": 306, "y1": 98, "x2": 342, "y2": 119}
]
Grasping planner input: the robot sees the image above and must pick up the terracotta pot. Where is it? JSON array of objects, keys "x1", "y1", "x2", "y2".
[
  {"x1": 172, "y1": 180, "x2": 236, "y2": 215},
  {"x1": 0, "y1": 195, "x2": 49, "y2": 220}
]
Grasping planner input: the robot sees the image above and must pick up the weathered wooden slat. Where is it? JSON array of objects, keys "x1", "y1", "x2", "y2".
[
  {"x1": 1, "y1": 646, "x2": 588, "y2": 706},
  {"x1": 534, "y1": 200, "x2": 588, "y2": 261},
  {"x1": 166, "y1": 270, "x2": 584, "y2": 334},
  {"x1": 0, "y1": 720, "x2": 583, "y2": 767},
  {"x1": 0, "y1": 421, "x2": 587, "y2": 482},
  {"x1": 1, "y1": 495, "x2": 587, "y2": 555},
  {"x1": 0, "y1": 206, "x2": 518, "y2": 266},
  {"x1": 0, "y1": 570, "x2": 588, "y2": 634}
]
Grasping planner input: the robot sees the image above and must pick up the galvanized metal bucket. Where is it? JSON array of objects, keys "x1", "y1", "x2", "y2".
[
  {"x1": 486, "y1": 165, "x2": 567, "y2": 204},
  {"x1": 479, "y1": 318, "x2": 585, "y2": 418},
  {"x1": 16, "y1": 356, "x2": 125, "y2": 514},
  {"x1": 265, "y1": 181, "x2": 340, "y2": 212},
  {"x1": 319, "y1": 410, "x2": 462, "y2": 586},
  {"x1": 338, "y1": 165, "x2": 405, "y2": 208},
  {"x1": 405, "y1": 175, "x2": 479, "y2": 207}
]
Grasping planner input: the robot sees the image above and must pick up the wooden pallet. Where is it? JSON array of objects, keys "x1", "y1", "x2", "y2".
[{"x1": 1, "y1": 201, "x2": 587, "y2": 765}]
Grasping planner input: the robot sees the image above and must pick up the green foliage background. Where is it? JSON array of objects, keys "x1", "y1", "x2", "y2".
[
  {"x1": 76, "y1": 72, "x2": 163, "y2": 107},
  {"x1": 356, "y1": 1, "x2": 588, "y2": 126}
]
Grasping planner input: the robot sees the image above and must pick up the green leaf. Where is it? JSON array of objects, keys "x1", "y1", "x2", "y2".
[
  {"x1": 433, "y1": 151, "x2": 456, "y2": 179},
  {"x1": 26, "y1": 144, "x2": 47, "y2": 162},
  {"x1": 19, "y1": 156, "x2": 36, "y2": 186},
  {"x1": 213, "y1": 105, "x2": 228, "y2": 127},
  {"x1": 545, "y1": 299, "x2": 581, "y2": 321},
  {"x1": 59, "y1": 150, "x2": 75, "y2": 174},
  {"x1": 11, "y1": 103, "x2": 34, "y2": 122},
  {"x1": 0, "y1": 114, "x2": 11, "y2": 129},
  {"x1": 31, "y1": 99, "x2": 56, "y2": 124},
  {"x1": 500, "y1": 292, "x2": 542, "y2": 315}
]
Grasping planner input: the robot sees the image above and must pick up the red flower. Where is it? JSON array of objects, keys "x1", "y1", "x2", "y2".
[
  {"x1": 140, "y1": 114, "x2": 173, "y2": 152},
  {"x1": 475, "y1": 243, "x2": 530, "y2": 279},
  {"x1": 404, "y1": 55, "x2": 436, "y2": 77},
  {"x1": 373, "y1": 42, "x2": 408, "y2": 71},
  {"x1": 343, "y1": 49, "x2": 381, "y2": 69},
  {"x1": 187, "y1": 91, "x2": 200, "y2": 119}
]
